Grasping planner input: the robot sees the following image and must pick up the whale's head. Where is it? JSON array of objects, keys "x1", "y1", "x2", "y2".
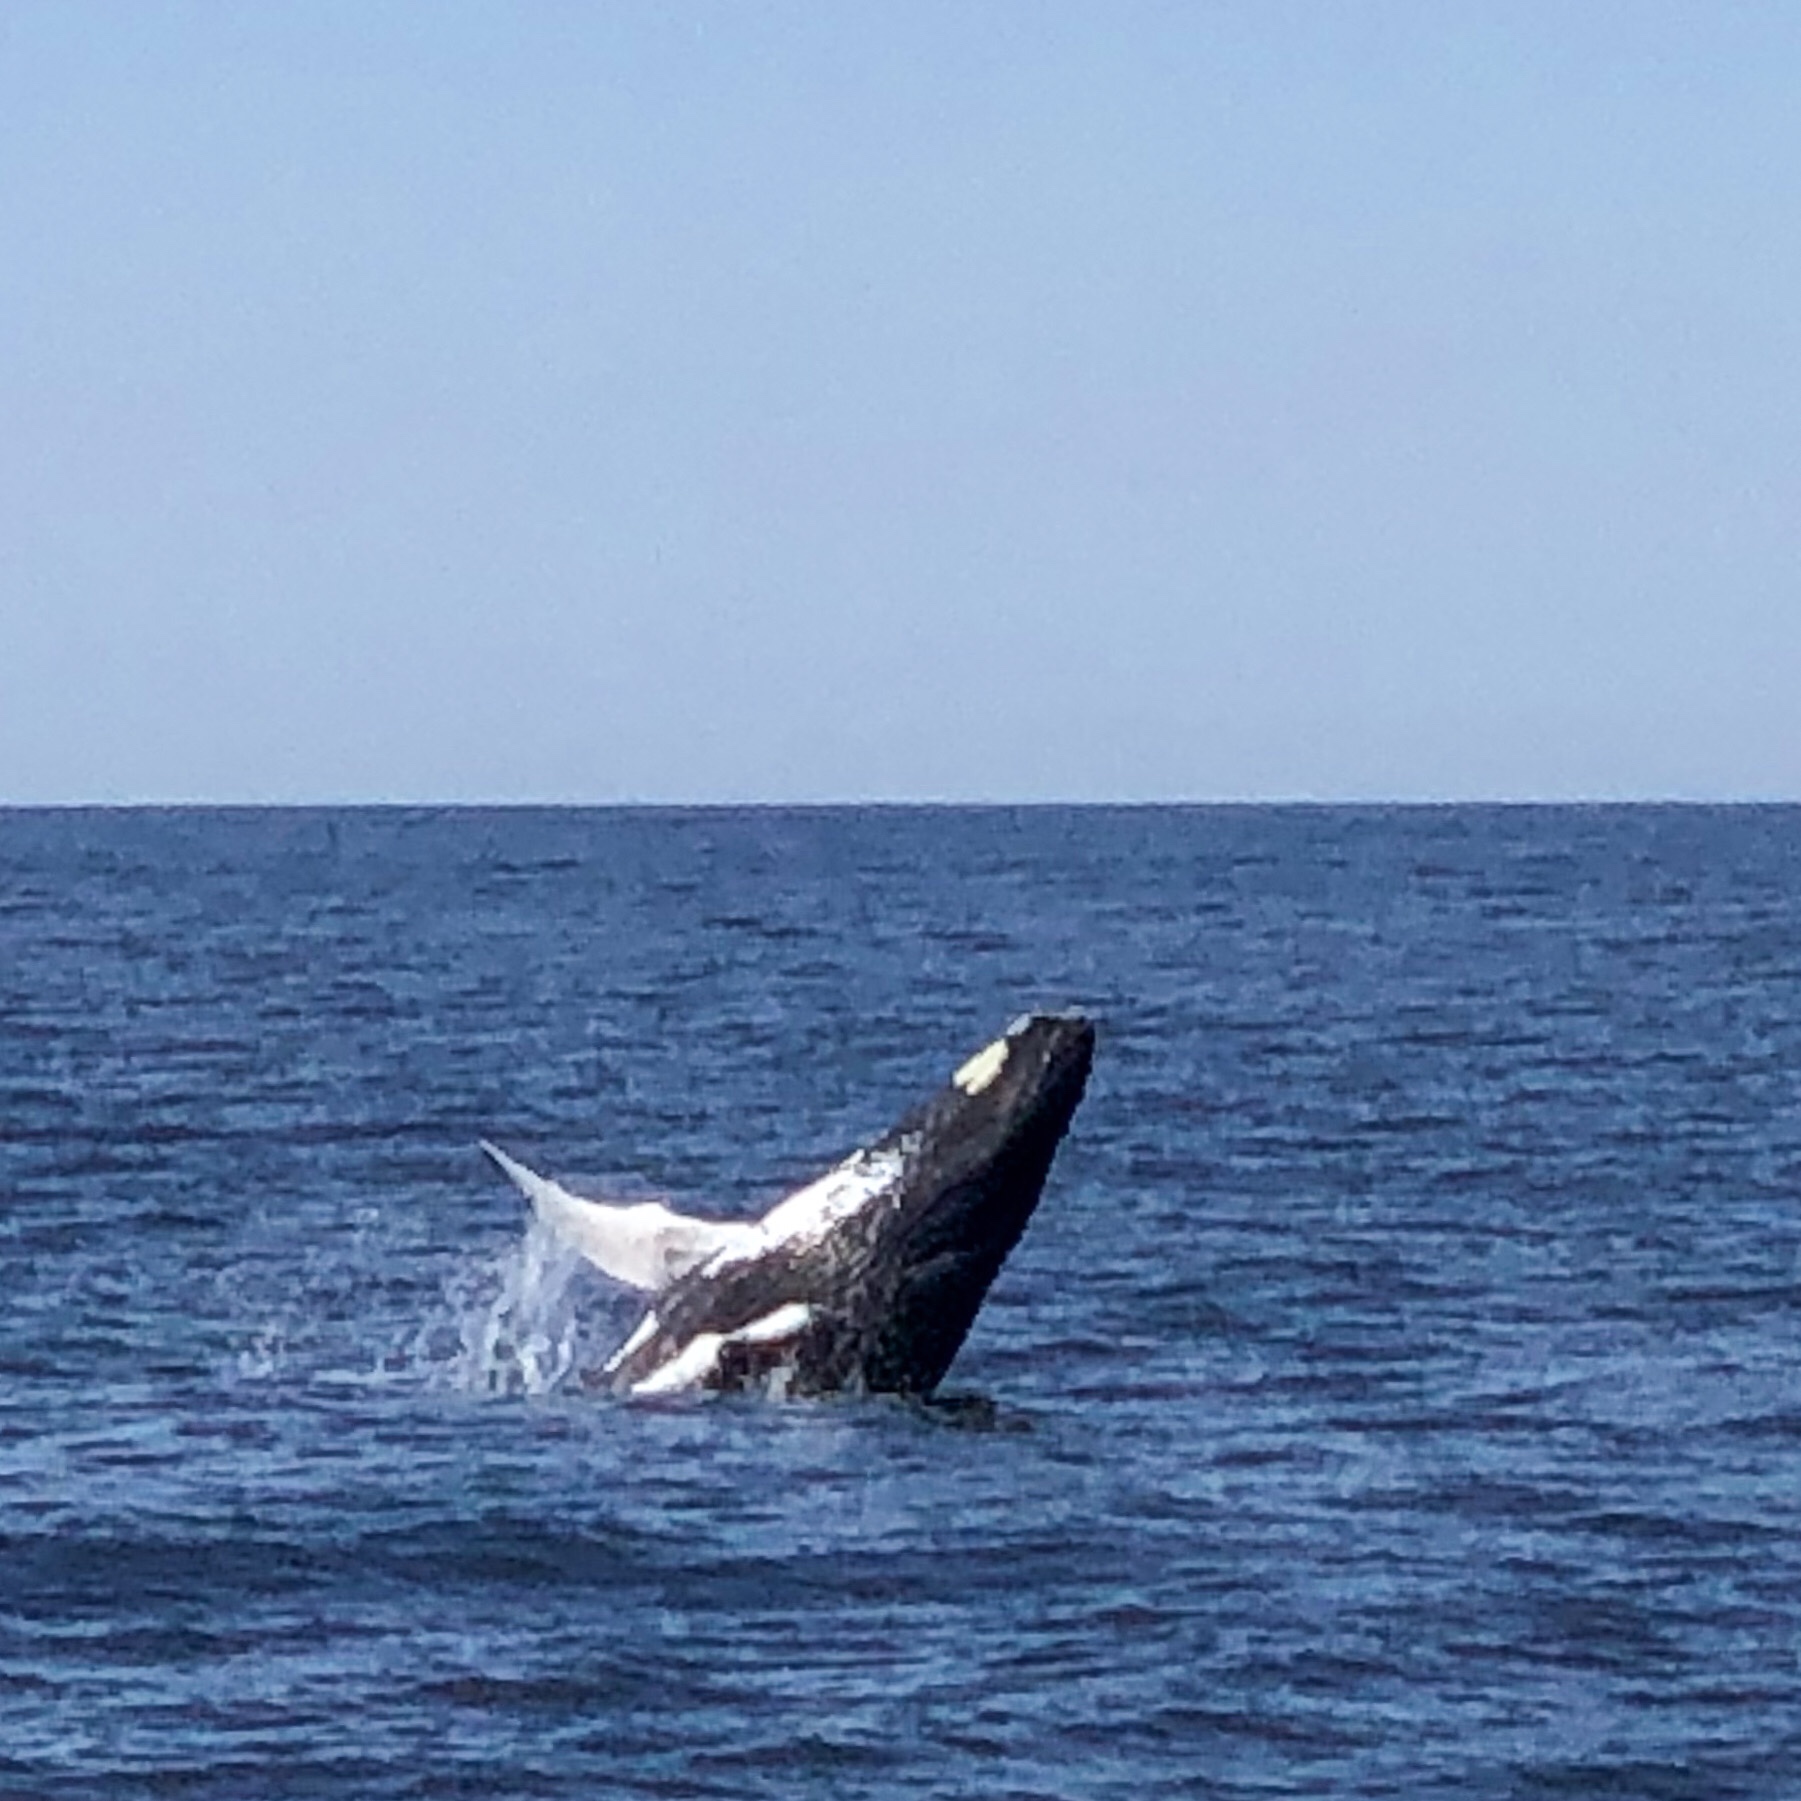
[{"x1": 855, "y1": 1010, "x2": 1096, "y2": 1393}]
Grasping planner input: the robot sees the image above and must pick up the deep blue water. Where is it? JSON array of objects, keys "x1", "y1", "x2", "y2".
[{"x1": 3, "y1": 805, "x2": 1800, "y2": 1799}]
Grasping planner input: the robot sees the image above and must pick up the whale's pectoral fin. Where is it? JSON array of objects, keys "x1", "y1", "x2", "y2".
[{"x1": 479, "y1": 1141, "x2": 757, "y2": 1292}]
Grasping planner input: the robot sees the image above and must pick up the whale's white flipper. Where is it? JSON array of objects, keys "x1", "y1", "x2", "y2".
[{"x1": 479, "y1": 1141, "x2": 757, "y2": 1293}]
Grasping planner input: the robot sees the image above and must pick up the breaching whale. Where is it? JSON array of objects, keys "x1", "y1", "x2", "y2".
[{"x1": 481, "y1": 1011, "x2": 1094, "y2": 1399}]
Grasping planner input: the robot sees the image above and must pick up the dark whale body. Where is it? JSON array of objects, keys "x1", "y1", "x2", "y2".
[{"x1": 483, "y1": 1013, "x2": 1094, "y2": 1399}]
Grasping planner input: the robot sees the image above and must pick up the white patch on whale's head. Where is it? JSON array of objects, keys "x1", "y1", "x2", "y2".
[{"x1": 952, "y1": 1035, "x2": 1010, "y2": 1096}]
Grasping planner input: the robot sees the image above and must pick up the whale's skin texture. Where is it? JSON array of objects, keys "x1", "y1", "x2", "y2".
[{"x1": 595, "y1": 1012, "x2": 1095, "y2": 1400}]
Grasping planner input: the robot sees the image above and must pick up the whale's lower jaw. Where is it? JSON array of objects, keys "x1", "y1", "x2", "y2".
[{"x1": 602, "y1": 1013, "x2": 1096, "y2": 1400}]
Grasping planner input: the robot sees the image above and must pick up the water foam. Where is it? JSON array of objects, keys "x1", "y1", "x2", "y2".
[{"x1": 437, "y1": 1214, "x2": 594, "y2": 1396}]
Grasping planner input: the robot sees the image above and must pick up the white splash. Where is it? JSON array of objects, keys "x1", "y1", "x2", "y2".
[
  {"x1": 235, "y1": 1320, "x2": 288, "y2": 1383},
  {"x1": 439, "y1": 1212, "x2": 593, "y2": 1397}
]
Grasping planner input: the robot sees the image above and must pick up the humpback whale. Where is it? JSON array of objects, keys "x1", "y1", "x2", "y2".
[{"x1": 481, "y1": 1011, "x2": 1094, "y2": 1399}]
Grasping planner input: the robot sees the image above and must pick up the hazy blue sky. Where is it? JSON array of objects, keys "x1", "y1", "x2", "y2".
[{"x1": 3, "y1": 4, "x2": 1798, "y2": 802}]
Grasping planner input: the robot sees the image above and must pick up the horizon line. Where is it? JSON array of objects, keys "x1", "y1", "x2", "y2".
[{"x1": 4, "y1": 795, "x2": 1799, "y2": 812}]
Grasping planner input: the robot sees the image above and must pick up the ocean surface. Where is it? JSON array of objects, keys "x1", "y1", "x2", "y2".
[{"x1": 3, "y1": 805, "x2": 1800, "y2": 1799}]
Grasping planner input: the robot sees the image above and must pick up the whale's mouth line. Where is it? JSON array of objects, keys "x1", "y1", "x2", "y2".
[{"x1": 482, "y1": 1011, "x2": 1095, "y2": 1402}]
